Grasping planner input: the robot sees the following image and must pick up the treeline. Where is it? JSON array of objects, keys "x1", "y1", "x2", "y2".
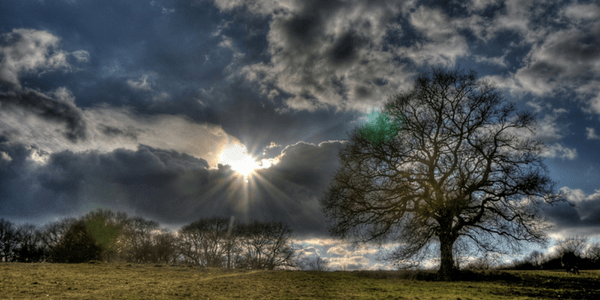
[
  {"x1": 463, "y1": 236, "x2": 600, "y2": 271},
  {"x1": 0, "y1": 209, "x2": 296, "y2": 270}
]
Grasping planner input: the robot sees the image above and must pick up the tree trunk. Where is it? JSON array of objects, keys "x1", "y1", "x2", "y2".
[{"x1": 438, "y1": 233, "x2": 457, "y2": 280}]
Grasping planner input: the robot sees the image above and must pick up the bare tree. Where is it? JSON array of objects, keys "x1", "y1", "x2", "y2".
[
  {"x1": 556, "y1": 235, "x2": 587, "y2": 274},
  {"x1": 236, "y1": 221, "x2": 296, "y2": 270},
  {"x1": 178, "y1": 217, "x2": 231, "y2": 267},
  {"x1": 556, "y1": 236, "x2": 588, "y2": 257},
  {"x1": 13, "y1": 224, "x2": 46, "y2": 262},
  {"x1": 151, "y1": 230, "x2": 177, "y2": 264},
  {"x1": 116, "y1": 216, "x2": 159, "y2": 263},
  {"x1": 306, "y1": 256, "x2": 330, "y2": 271},
  {"x1": 0, "y1": 218, "x2": 18, "y2": 262},
  {"x1": 586, "y1": 242, "x2": 600, "y2": 265},
  {"x1": 39, "y1": 217, "x2": 77, "y2": 262},
  {"x1": 321, "y1": 67, "x2": 564, "y2": 280}
]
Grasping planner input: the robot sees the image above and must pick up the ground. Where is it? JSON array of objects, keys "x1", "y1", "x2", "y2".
[{"x1": 0, "y1": 263, "x2": 598, "y2": 299}]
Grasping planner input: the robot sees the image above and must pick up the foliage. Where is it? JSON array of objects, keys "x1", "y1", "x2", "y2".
[
  {"x1": 52, "y1": 220, "x2": 102, "y2": 263},
  {"x1": 81, "y1": 209, "x2": 126, "y2": 262}
]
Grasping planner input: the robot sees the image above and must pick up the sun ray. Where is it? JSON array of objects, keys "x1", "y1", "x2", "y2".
[{"x1": 219, "y1": 143, "x2": 261, "y2": 179}]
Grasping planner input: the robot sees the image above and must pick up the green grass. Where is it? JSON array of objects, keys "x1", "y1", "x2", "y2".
[{"x1": 1, "y1": 263, "x2": 599, "y2": 299}]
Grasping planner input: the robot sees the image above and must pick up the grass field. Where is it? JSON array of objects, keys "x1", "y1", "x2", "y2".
[{"x1": 1, "y1": 263, "x2": 599, "y2": 299}]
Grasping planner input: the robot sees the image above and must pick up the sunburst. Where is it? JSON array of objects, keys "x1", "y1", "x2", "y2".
[{"x1": 219, "y1": 144, "x2": 261, "y2": 179}]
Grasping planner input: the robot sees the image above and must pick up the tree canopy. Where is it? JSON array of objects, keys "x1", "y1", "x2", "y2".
[{"x1": 321, "y1": 67, "x2": 565, "y2": 280}]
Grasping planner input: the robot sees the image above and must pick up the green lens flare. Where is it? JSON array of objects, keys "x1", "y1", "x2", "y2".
[{"x1": 358, "y1": 109, "x2": 405, "y2": 146}]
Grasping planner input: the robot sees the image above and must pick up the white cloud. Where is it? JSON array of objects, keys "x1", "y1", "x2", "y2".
[
  {"x1": 227, "y1": 0, "x2": 416, "y2": 112},
  {"x1": 0, "y1": 98, "x2": 236, "y2": 168},
  {"x1": 327, "y1": 255, "x2": 371, "y2": 271},
  {"x1": 395, "y1": 6, "x2": 469, "y2": 66},
  {"x1": 540, "y1": 143, "x2": 577, "y2": 160},
  {"x1": 586, "y1": 127, "x2": 600, "y2": 140},
  {"x1": 534, "y1": 112, "x2": 568, "y2": 142},
  {"x1": 0, "y1": 151, "x2": 12, "y2": 162},
  {"x1": 127, "y1": 74, "x2": 153, "y2": 91},
  {"x1": 51, "y1": 86, "x2": 76, "y2": 104},
  {"x1": 0, "y1": 29, "x2": 68, "y2": 86},
  {"x1": 468, "y1": 0, "x2": 500, "y2": 12},
  {"x1": 474, "y1": 54, "x2": 507, "y2": 67},
  {"x1": 563, "y1": 3, "x2": 600, "y2": 22},
  {"x1": 0, "y1": 28, "x2": 89, "y2": 88},
  {"x1": 151, "y1": 91, "x2": 171, "y2": 102},
  {"x1": 70, "y1": 50, "x2": 90, "y2": 63},
  {"x1": 506, "y1": 1, "x2": 600, "y2": 98}
]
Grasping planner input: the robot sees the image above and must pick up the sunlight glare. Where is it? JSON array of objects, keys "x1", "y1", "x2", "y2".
[{"x1": 219, "y1": 144, "x2": 261, "y2": 179}]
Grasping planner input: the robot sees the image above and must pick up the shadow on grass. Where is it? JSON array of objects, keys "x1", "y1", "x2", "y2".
[{"x1": 353, "y1": 269, "x2": 600, "y2": 299}]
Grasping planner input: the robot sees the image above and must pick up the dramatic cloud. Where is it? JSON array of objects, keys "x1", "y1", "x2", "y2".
[
  {"x1": 229, "y1": 0, "x2": 415, "y2": 112},
  {"x1": 2, "y1": 0, "x2": 600, "y2": 269},
  {"x1": 0, "y1": 138, "x2": 344, "y2": 237},
  {"x1": 0, "y1": 29, "x2": 86, "y2": 87},
  {"x1": 542, "y1": 187, "x2": 600, "y2": 238}
]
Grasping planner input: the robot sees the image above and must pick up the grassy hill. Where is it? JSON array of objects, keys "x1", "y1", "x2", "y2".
[{"x1": 1, "y1": 263, "x2": 599, "y2": 299}]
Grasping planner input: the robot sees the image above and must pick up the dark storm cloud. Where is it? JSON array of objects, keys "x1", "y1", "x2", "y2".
[
  {"x1": 0, "y1": 139, "x2": 345, "y2": 237},
  {"x1": 0, "y1": 89, "x2": 86, "y2": 142},
  {"x1": 327, "y1": 30, "x2": 365, "y2": 67},
  {"x1": 98, "y1": 124, "x2": 139, "y2": 140},
  {"x1": 540, "y1": 187, "x2": 600, "y2": 236},
  {"x1": 0, "y1": 28, "x2": 89, "y2": 142},
  {"x1": 233, "y1": 0, "x2": 412, "y2": 111}
]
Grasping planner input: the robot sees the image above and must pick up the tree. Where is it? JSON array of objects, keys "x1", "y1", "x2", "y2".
[
  {"x1": 321, "y1": 67, "x2": 564, "y2": 280},
  {"x1": 116, "y1": 216, "x2": 159, "y2": 263},
  {"x1": 81, "y1": 209, "x2": 127, "y2": 262},
  {"x1": 306, "y1": 256, "x2": 330, "y2": 271},
  {"x1": 178, "y1": 217, "x2": 232, "y2": 267},
  {"x1": 151, "y1": 230, "x2": 177, "y2": 264},
  {"x1": 0, "y1": 218, "x2": 18, "y2": 262},
  {"x1": 13, "y1": 224, "x2": 45, "y2": 262},
  {"x1": 556, "y1": 235, "x2": 587, "y2": 257},
  {"x1": 556, "y1": 235, "x2": 587, "y2": 273},
  {"x1": 39, "y1": 218, "x2": 77, "y2": 262},
  {"x1": 236, "y1": 221, "x2": 296, "y2": 270},
  {"x1": 52, "y1": 220, "x2": 102, "y2": 263}
]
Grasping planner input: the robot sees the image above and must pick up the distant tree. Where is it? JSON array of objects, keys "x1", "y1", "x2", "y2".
[
  {"x1": 52, "y1": 220, "x2": 102, "y2": 263},
  {"x1": 177, "y1": 218, "x2": 296, "y2": 270},
  {"x1": 178, "y1": 217, "x2": 231, "y2": 267},
  {"x1": 556, "y1": 236, "x2": 587, "y2": 257},
  {"x1": 39, "y1": 218, "x2": 77, "y2": 262},
  {"x1": 526, "y1": 250, "x2": 544, "y2": 269},
  {"x1": 321, "y1": 67, "x2": 565, "y2": 280},
  {"x1": 236, "y1": 221, "x2": 296, "y2": 270},
  {"x1": 586, "y1": 242, "x2": 600, "y2": 262},
  {"x1": 0, "y1": 218, "x2": 18, "y2": 262},
  {"x1": 116, "y1": 216, "x2": 159, "y2": 263},
  {"x1": 556, "y1": 236, "x2": 588, "y2": 273},
  {"x1": 13, "y1": 224, "x2": 45, "y2": 262},
  {"x1": 81, "y1": 209, "x2": 127, "y2": 262},
  {"x1": 306, "y1": 256, "x2": 330, "y2": 271},
  {"x1": 151, "y1": 230, "x2": 177, "y2": 264}
]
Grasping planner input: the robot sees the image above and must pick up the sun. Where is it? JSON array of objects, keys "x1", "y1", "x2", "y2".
[{"x1": 219, "y1": 144, "x2": 261, "y2": 178}]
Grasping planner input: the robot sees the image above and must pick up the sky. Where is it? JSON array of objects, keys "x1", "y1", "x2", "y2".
[{"x1": 1, "y1": 0, "x2": 599, "y2": 270}]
